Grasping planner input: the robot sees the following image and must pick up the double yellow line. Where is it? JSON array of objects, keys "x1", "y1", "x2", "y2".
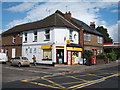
[
  {"x1": 21, "y1": 73, "x2": 120, "y2": 89},
  {"x1": 68, "y1": 73, "x2": 120, "y2": 89}
]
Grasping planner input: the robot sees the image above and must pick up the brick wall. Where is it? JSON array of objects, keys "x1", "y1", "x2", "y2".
[{"x1": 1, "y1": 34, "x2": 22, "y2": 60}]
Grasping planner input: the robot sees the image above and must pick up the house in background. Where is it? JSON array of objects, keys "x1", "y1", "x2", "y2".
[
  {"x1": 1, "y1": 31, "x2": 22, "y2": 60},
  {"x1": 1, "y1": 10, "x2": 103, "y2": 65}
]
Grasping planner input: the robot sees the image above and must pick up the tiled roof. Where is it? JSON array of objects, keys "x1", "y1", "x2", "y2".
[
  {"x1": 71, "y1": 18, "x2": 102, "y2": 36},
  {"x1": 2, "y1": 11, "x2": 80, "y2": 35}
]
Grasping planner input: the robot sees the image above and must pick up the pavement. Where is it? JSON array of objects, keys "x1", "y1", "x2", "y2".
[{"x1": 29, "y1": 60, "x2": 119, "y2": 75}]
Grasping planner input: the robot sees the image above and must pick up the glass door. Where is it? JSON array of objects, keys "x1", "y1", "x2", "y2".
[{"x1": 56, "y1": 49, "x2": 64, "y2": 64}]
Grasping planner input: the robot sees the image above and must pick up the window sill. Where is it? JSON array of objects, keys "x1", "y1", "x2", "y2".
[
  {"x1": 33, "y1": 41, "x2": 37, "y2": 42},
  {"x1": 84, "y1": 40, "x2": 91, "y2": 42},
  {"x1": 44, "y1": 39, "x2": 50, "y2": 41},
  {"x1": 23, "y1": 41, "x2": 27, "y2": 43},
  {"x1": 42, "y1": 59, "x2": 52, "y2": 61}
]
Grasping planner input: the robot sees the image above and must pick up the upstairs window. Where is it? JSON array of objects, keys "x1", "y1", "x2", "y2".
[
  {"x1": 12, "y1": 35, "x2": 16, "y2": 43},
  {"x1": 84, "y1": 33, "x2": 91, "y2": 41},
  {"x1": 24, "y1": 33, "x2": 27, "y2": 42},
  {"x1": 33, "y1": 31, "x2": 37, "y2": 42},
  {"x1": 98, "y1": 36, "x2": 102, "y2": 43},
  {"x1": 44, "y1": 29, "x2": 50, "y2": 41},
  {"x1": 69, "y1": 29, "x2": 73, "y2": 40}
]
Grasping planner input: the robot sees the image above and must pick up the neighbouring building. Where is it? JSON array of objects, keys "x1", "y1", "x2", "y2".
[
  {"x1": 1, "y1": 10, "x2": 103, "y2": 65},
  {"x1": 1, "y1": 32, "x2": 22, "y2": 60}
]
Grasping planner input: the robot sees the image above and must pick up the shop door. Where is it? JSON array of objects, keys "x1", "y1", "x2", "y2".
[
  {"x1": 56, "y1": 49, "x2": 64, "y2": 64},
  {"x1": 71, "y1": 52, "x2": 80, "y2": 65}
]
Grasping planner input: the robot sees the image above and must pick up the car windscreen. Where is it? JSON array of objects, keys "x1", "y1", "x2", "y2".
[
  {"x1": 15, "y1": 57, "x2": 20, "y2": 60},
  {"x1": 22, "y1": 57, "x2": 28, "y2": 60}
]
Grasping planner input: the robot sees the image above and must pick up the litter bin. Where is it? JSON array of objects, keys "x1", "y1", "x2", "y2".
[
  {"x1": 91, "y1": 56, "x2": 96, "y2": 65},
  {"x1": 86, "y1": 57, "x2": 92, "y2": 66}
]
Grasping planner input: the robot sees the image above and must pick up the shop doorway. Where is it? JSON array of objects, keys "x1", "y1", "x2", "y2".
[{"x1": 56, "y1": 49, "x2": 64, "y2": 64}]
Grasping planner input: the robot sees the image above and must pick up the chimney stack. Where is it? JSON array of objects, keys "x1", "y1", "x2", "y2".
[
  {"x1": 90, "y1": 22, "x2": 95, "y2": 29},
  {"x1": 64, "y1": 11, "x2": 72, "y2": 20}
]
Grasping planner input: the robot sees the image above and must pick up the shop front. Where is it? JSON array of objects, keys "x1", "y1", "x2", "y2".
[{"x1": 67, "y1": 46, "x2": 82, "y2": 65}]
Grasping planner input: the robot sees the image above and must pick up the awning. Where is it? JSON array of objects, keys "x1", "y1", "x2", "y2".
[
  {"x1": 67, "y1": 47, "x2": 82, "y2": 51},
  {"x1": 56, "y1": 46, "x2": 64, "y2": 49},
  {"x1": 41, "y1": 45, "x2": 52, "y2": 49},
  {"x1": 67, "y1": 43, "x2": 82, "y2": 48}
]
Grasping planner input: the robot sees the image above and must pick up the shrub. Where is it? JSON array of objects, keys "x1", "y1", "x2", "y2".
[
  {"x1": 96, "y1": 52, "x2": 108, "y2": 60},
  {"x1": 106, "y1": 53, "x2": 117, "y2": 61},
  {"x1": 82, "y1": 50, "x2": 93, "y2": 60}
]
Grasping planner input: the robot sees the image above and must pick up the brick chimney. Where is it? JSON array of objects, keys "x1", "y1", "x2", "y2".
[
  {"x1": 90, "y1": 22, "x2": 95, "y2": 29},
  {"x1": 64, "y1": 11, "x2": 72, "y2": 20}
]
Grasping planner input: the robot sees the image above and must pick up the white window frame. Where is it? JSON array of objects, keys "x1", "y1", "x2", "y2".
[
  {"x1": 30, "y1": 48, "x2": 32, "y2": 53},
  {"x1": 69, "y1": 29, "x2": 73, "y2": 40},
  {"x1": 25, "y1": 48, "x2": 28, "y2": 54},
  {"x1": 34, "y1": 48, "x2": 37, "y2": 53},
  {"x1": 12, "y1": 36, "x2": 16, "y2": 43},
  {"x1": 24, "y1": 33, "x2": 27, "y2": 42},
  {"x1": 84, "y1": 33, "x2": 91, "y2": 41},
  {"x1": 98, "y1": 36, "x2": 102, "y2": 43},
  {"x1": 44, "y1": 29, "x2": 50, "y2": 41},
  {"x1": 33, "y1": 31, "x2": 37, "y2": 42},
  {"x1": 97, "y1": 50, "x2": 102, "y2": 54}
]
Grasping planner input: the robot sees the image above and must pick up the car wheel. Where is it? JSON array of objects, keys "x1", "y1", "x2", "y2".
[{"x1": 18, "y1": 63, "x2": 21, "y2": 67}]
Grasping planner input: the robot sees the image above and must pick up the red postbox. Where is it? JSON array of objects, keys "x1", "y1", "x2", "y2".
[{"x1": 91, "y1": 56, "x2": 96, "y2": 65}]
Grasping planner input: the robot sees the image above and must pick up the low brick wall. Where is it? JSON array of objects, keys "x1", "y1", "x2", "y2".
[{"x1": 96, "y1": 59, "x2": 105, "y2": 64}]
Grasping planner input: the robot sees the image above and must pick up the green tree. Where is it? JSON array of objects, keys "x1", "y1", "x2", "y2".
[{"x1": 96, "y1": 26, "x2": 113, "y2": 43}]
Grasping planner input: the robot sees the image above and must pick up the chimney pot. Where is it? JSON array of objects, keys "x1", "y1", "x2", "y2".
[
  {"x1": 64, "y1": 11, "x2": 72, "y2": 20},
  {"x1": 90, "y1": 22, "x2": 95, "y2": 29}
]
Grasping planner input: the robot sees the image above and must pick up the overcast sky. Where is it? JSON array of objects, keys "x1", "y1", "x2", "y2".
[{"x1": 1, "y1": 0, "x2": 119, "y2": 42}]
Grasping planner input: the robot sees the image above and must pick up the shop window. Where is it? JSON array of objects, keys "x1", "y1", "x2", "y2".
[
  {"x1": 98, "y1": 36, "x2": 102, "y2": 43},
  {"x1": 12, "y1": 35, "x2": 16, "y2": 43},
  {"x1": 43, "y1": 49, "x2": 52, "y2": 60},
  {"x1": 33, "y1": 31, "x2": 37, "y2": 42},
  {"x1": 30, "y1": 48, "x2": 32, "y2": 53},
  {"x1": 44, "y1": 29, "x2": 50, "y2": 41},
  {"x1": 34, "y1": 48, "x2": 37, "y2": 53},
  {"x1": 84, "y1": 33, "x2": 91, "y2": 41}
]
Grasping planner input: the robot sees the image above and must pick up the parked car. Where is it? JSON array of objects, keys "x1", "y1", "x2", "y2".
[
  {"x1": 9, "y1": 57, "x2": 30, "y2": 67},
  {"x1": 0, "y1": 53, "x2": 8, "y2": 64}
]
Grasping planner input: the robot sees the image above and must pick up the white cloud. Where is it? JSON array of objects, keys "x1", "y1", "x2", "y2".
[
  {"x1": 111, "y1": 9, "x2": 120, "y2": 13},
  {"x1": 5, "y1": 2, "x2": 118, "y2": 42},
  {"x1": 2, "y1": 0, "x2": 120, "y2": 2},
  {"x1": 6, "y1": 2, "x2": 38, "y2": 12},
  {"x1": 6, "y1": 2, "x2": 116, "y2": 28},
  {"x1": 107, "y1": 21, "x2": 119, "y2": 42}
]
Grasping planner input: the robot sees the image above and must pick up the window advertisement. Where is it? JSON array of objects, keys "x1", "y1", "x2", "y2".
[
  {"x1": 72, "y1": 52, "x2": 80, "y2": 65},
  {"x1": 67, "y1": 51, "x2": 71, "y2": 65}
]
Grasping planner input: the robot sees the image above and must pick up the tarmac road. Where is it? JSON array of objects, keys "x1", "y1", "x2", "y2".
[{"x1": 2, "y1": 64, "x2": 119, "y2": 89}]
